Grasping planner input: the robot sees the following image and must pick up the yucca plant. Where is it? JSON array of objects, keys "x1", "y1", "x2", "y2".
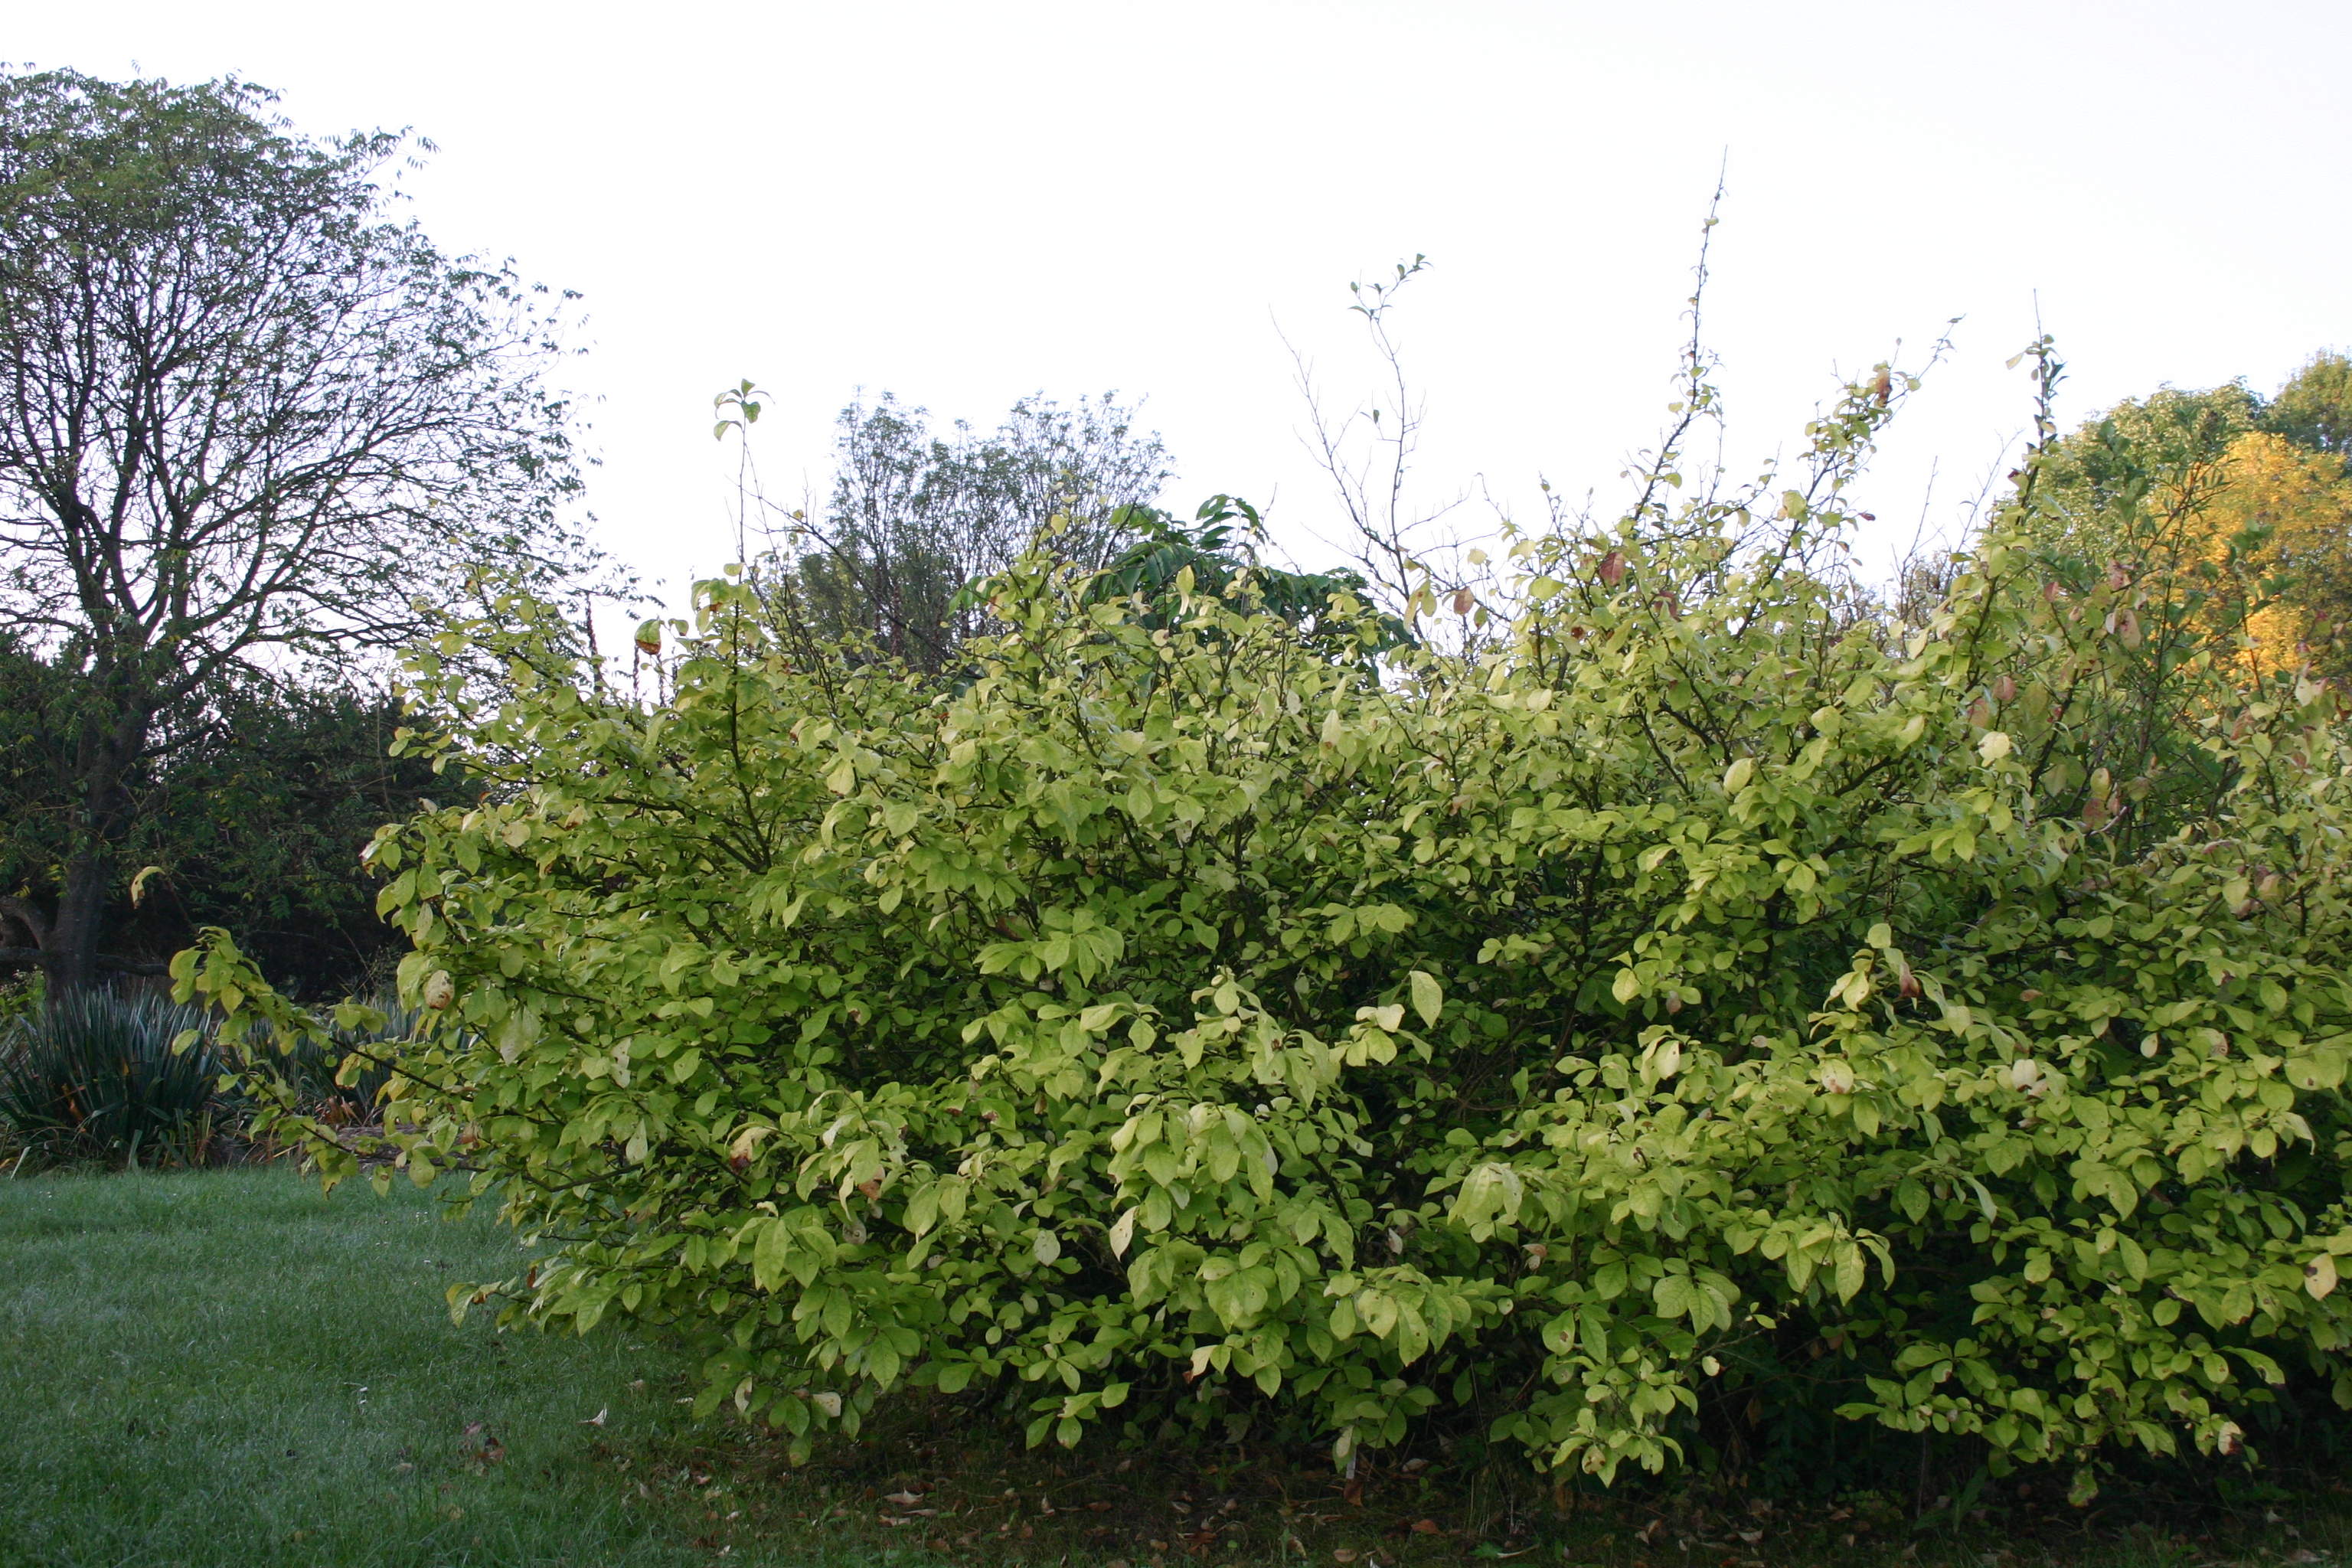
[{"x1": 0, "y1": 988, "x2": 225, "y2": 1165}]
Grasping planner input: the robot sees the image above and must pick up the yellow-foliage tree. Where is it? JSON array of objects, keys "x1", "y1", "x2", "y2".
[
  {"x1": 2030, "y1": 364, "x2": 2352, "y2": 684},
  {"x1": 2200, "y1": 431, "x2": 2352, "y2": 680}
]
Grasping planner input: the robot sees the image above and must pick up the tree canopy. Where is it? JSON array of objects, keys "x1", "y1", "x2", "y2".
[
  {"x1": 2264, "y1": 351, "x2": 2352, "y2": 466},
  {"x1": 0, "y1": 68, "x2": 602, "y2": 992},
  {"x1": 2029, "y1": 356, "x2": 2352, "y2": 685},
  {"x1": 0, "y1": 636, "x2": 458, "y2": 996},
  {"x1": 773, "y1": 391, "x2": 1171, "y2": 672}
]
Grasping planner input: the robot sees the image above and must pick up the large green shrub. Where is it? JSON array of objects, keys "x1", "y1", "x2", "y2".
[{"x1": 185, "y1": 350, "x2": 2352, "y2": 1494}]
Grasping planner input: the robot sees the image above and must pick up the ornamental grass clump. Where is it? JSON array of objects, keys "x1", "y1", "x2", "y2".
[
  {"x1": 184, "y1": 342, "x2": 2352, "y2": 1498},
  {"x1": 0, "y1": 987, "x2": 224, "y2": 1165}
]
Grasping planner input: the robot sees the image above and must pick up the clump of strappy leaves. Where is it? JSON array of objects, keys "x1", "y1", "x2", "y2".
[{"x1": 182, "y1": 346, "x2": 2352, "y2": 1504}]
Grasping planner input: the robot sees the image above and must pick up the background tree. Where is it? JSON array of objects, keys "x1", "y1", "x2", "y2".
[
  {"x1": 1076, "y1": 493, "x2": 1410, "y2": 654},
  {"x1": 2262, "y1": 349, "x2": 2352, "y2": 466},
  {"x1": 2198, "y1": 432, "x2": 2352, "y2": 678},
  {"x1": 2029, "y1": 359, "x2": 2352, "y2": 684},
  {"x1": 149, "y1": 677, "x2": 465, "y2": 995},
  {"x1": 0, "y1": 646, "x2": 479, "y2": 1003},
  {"x1": 0, "y1": 69, "x2": 602, "y2": 995},
  {"x1": 775, "y1": 390, "x2": 1172, "y2": 671}
]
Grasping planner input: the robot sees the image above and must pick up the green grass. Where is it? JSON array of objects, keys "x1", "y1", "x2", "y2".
[
  {"x1": 0, "y1": 1168, "x2": 832, "y2": 1568},
  {"x1": 7, "y1": 1168, "x2": 2352, "y2": 1568}
]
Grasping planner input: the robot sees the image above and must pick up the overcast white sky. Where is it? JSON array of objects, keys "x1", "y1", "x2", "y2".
[{"x1": 18, "y1": 2, "x2": 2352, "y2": 608}]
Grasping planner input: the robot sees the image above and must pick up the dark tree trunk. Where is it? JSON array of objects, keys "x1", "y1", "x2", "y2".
[
  {"x1": 46, "y1": 844, "x2": 111, "y2": 995},
  {"x1": 24, "y1": 700, "x2": 151, "y2": 999}
]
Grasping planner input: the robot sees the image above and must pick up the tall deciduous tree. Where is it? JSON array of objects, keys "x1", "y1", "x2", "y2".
[
  {"x1": 0, "y1": 70, "x2": 601, "y2": 994},
  {"x1": 775, "y1": 391, "x2": 1171, "y2": 671}
]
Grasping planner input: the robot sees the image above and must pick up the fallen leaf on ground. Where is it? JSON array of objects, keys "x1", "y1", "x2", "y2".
[{"x1": 1413, "y1": 1520, "x2": 1442, "y2": 1534}]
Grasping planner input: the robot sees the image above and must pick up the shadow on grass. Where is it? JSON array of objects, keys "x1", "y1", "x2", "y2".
[{"x1": 612, "y1": 1388, "x2": 2352, "y2": 1568}]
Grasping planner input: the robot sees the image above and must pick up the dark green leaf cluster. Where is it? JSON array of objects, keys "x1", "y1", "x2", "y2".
[
  {"x1": 1076, "y1": 495, "x2": 1410, "y2": 657},
  {"x1": 0, "y1": 632, "x2": 464, "y2": 996}
]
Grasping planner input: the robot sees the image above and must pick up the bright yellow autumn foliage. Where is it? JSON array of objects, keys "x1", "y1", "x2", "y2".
[{"x1": 2197, "y1": 431, "x2": 2352, "y2": 678}]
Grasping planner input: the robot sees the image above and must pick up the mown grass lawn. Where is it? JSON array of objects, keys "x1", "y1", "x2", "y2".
[
  {"x1": 7, "y1": 1168, "x2": 2350, "y2": 1568},
  {"x1": 0, "y1": 1168, "x2": 843, "y2": 1568}
]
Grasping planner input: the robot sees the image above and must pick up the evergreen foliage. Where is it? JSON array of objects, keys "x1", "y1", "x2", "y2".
[
  {"x1": 0, "y1": 988, "x2": 221, "y2": 1161},
  {"x1": 0, "y1": 637, "x2": 463, "y2": 997}
]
